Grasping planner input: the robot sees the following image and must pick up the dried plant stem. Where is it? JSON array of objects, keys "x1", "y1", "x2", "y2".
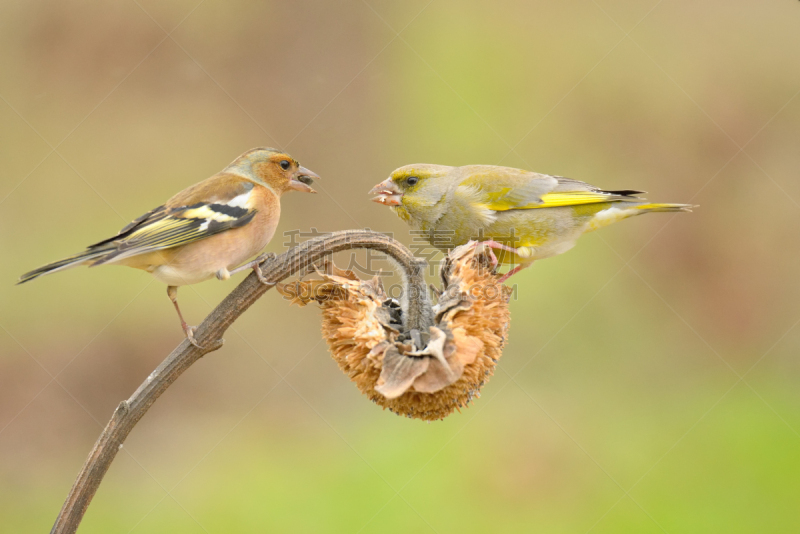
[{"x1": 50, "y1": 230, "x2": 429, "y2": 534}]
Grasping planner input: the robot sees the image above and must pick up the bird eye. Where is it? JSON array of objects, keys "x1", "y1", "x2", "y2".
[
  {"x1": 280, "y1": 160, "x2": 291, "y2": 170},
  {"x1": 407, "y1": 176, "x2": 419, "y2": 186}
]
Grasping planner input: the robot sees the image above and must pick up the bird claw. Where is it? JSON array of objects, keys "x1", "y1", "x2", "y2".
[
  {"x1": 184, "y1": 325, "x2": 203, "y2": 349},
  {"x1": 471, "y1": 240, "x2": 512, "y2": 268},
  {"x1": 252, "y1": 253, "x2": 277, "y2": 286},
  {"x1": 486, "y1": 248, "x2": 499, "y2": 267},
  {"x1": 255, "y1": 252, "x2": 277, "y2": 264},
  {"x1": 252, "y1": 264, "x2": 275, "y2": 286},
  {"x1": 183, "y1": 325, "x2": 224, "y2": 351},
  {"x1": 253, "y1": 262, "x2": 277, "y2": 287},
  {"x1": 470, "y1": 242, "x2": 494, "y2": 266},
  {"x1": 229, "y1": 254, "x2": 278, "y2": 285}
]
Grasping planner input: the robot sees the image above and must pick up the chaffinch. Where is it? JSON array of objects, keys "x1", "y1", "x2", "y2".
[
  {"x1": 370, "y1": 164, "x2": 693, "y2": 282},
  {"x1": 19, "y1": 147, "x2": 320, "y2": 346}
]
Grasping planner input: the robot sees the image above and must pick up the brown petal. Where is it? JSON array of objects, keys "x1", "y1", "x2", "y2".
[{"x1": 375, "y1": 347, "x2": 429, "y2": 399}]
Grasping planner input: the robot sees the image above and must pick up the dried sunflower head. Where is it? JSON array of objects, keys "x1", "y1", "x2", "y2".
[{"x1": 277, "y1": 243, "x2": 511, "y2": 421}]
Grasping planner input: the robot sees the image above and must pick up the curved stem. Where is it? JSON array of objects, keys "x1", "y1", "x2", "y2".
[{"x1": 50, "y1": 230, "x2": 430, "y2": 534}]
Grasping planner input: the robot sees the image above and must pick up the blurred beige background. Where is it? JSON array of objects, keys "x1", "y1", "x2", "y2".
[{"x1": 1, "y1": 0, "x2": 799, "y2": 532}]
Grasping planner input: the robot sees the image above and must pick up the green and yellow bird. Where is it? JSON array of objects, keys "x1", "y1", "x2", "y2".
[{"x1": 369, "y1": 164, "x2": 693, "y2": 281}]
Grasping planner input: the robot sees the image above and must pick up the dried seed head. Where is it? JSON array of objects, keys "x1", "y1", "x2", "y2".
[{"x1": 278, "y1": 244, "x2": 511, "y2": 421}]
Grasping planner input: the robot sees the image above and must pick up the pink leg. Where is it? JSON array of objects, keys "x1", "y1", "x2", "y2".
[
  {"x1": 167, "y1": 286, "x2": 202, "y2": 348},
  {"x1": 229, "y1": 252, "x2": 277, "y2": 286},
  {"x1": 470, "y1": 240, "x2": 534, "y2": 283},
  {"x1": 496, "y1": 263, "x2": 531, "y2": 284},
  {"x1": 471, "y1": 240, "x2": 518, "y2": 267}
]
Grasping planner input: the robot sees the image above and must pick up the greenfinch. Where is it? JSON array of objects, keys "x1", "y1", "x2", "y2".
[
  {"x1": 19, "y1": 147, "x2": 320, "y2": 345},
  {"x1": 370, "y1": 164, "x2": 692, "y2": 281}
]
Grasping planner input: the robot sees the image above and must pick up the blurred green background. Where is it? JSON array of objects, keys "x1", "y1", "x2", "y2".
[{"x1": 2, "y1": 0, "x2": 799, "y2": 532}]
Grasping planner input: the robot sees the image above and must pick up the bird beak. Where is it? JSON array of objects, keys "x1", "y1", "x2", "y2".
[
  {"x1": 369, "y1": 178, "x2": 403, "y2": 206},
  {"x1": 289, "y1": 166, "x2": 320, "y2": 193}
]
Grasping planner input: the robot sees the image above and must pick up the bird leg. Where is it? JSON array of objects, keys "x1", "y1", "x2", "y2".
[
  {"x1": 496, "y1": 263, "x2": 532, "y2": 283},
  {"x1": 471, "y1": 240, "x2": 519, "y2": 267},
  {"x1": 470, "y1": 241, "x2": 534, "y2": 284},
  {"x1": 166, "y1": 286, "x2": 203, "y2": 349},
  {"x1": 229, "y1": 252, "x2": 277, "y2": 286}
]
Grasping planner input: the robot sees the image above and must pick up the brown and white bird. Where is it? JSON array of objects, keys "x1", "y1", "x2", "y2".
[{"x1": 18, "y1": 147, "x2": 320, "y2": 346}]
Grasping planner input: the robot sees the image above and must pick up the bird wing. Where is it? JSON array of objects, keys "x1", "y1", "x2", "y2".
[
  {"x1": 456, "y1": 166, "x2": 643, "y2": 211},
  {"x1": 90, "y1": 175, "x2": 258, "y2": 265},
  {"x1": 456, "y1": 166, "x2": 558, "y2": 211}
]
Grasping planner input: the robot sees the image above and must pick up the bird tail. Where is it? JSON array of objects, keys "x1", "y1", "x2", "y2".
[
  {"x1": 587, "y1": 201, "x2": 696, "y2": 232},
  {"x1": 634, "y1": 202, "x2": 696, "y2": 213},
  {"x1": 17, "y1": 247, "x2": 111, "y2": 284}
]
